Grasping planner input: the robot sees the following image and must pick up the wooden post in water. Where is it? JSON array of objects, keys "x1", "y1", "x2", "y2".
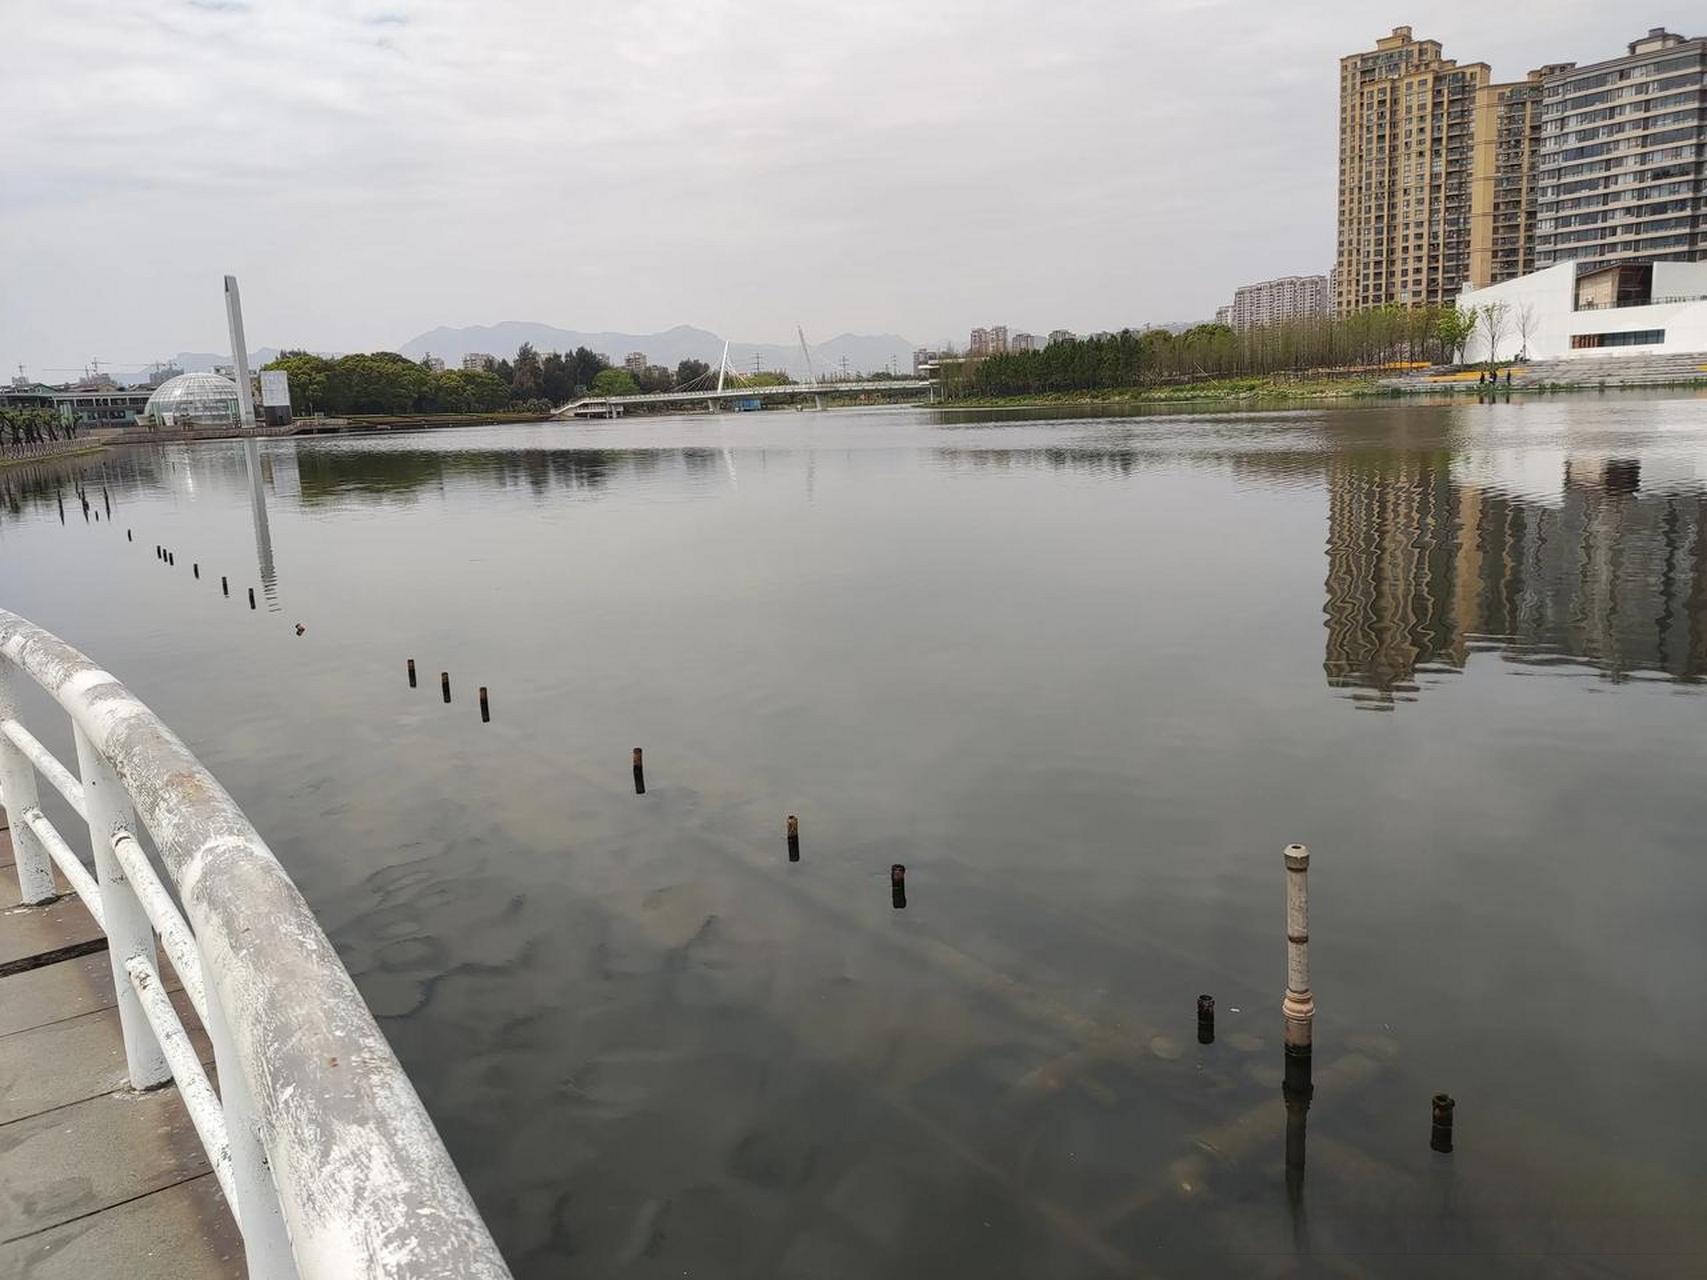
[
  {"x1": 632, "y1": 748, "x2": 645, "y2": 795},
  {"x1": 248, "y1": 588, "x2": 256, "y2": 610},
  {"x1": 222, "y1": 576, "x2": 229, "y2": 597},
  {"x1": 1431, "y1": 1094, "x2": 1455, "y2": 1153},
  {"x1": 478, "y1": 687, "x2": 490, "y2": 723},
  {"x1": 407, "y1": 659, "x2": 417, "y2": 688},
  {"x1": 787, "y1": 815, "x2": 800, "y2": 862},
  {"x1": 440, "y1": 672, "x2": 451, "y2": 703},
  {"x1": 1283, "y1": 843, "x2": 1314, "y2": 1171}
]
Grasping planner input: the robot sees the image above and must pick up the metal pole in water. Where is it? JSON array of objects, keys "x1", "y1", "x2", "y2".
[
  {"x1": 1197, "y1": 994, "x2": 1215, "y2": 1045},
  {"x1": 1283, "y1": 843, "x2": 1314, "y2": 1171},
  {"x1": 1431, "y1": 1094, "x2": 1455, "y2": 1153}
]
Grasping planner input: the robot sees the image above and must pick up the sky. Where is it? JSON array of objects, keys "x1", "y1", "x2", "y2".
[{"x1": 1, "y1": 0, "x2": 1699, "y2": 376}]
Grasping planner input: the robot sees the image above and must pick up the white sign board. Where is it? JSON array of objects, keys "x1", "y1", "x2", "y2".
[{"x1": 260, "y1": 369, "x2": 291, "y2": 407}]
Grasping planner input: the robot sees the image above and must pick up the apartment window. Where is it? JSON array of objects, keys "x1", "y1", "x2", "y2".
[{"x1": 1571, "y1": 330, "x2": 1665, "y2": 350}]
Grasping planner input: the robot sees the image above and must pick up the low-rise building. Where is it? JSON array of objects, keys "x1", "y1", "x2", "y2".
[
  {"x1": 1457, "y1": 259, "x2": 1707, "y2": 361},
  {"x1": 422, "y1": 355, "x2": 445, "y2": 373},
  {"x1": 1048, "y1": 329, "x2": 1076, "y2": 345},
  {"x1": 461, "y1": 353, "x2": 495, "y2": 371}
]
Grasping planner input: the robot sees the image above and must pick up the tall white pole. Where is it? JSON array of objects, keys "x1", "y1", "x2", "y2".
[{"x1": 224, "y1": 275, "x2": 256, "y2": 429}]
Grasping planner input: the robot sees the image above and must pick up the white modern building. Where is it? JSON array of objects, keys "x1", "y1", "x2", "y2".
[{"x1": 1457, "y1": 259, "x2": 1707, "y2": 362}]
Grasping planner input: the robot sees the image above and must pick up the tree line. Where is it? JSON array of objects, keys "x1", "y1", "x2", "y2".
[
  {"x1": 947, "y1": 303, "x2": 1522, "y2": 398},
  {"x1": 261, "y1": 346, "x2": 731, "y2": 416},
  {"x1": 0, "y1": 407, "x2": 84, "y2": 452}
]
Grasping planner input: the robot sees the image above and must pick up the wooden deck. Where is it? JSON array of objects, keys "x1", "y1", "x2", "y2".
[{"x1": 0, "y1": 815, "x2": 243, "y2": 1278}]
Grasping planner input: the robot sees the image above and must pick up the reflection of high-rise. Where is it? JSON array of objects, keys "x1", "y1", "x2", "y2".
[
  {"x1": 1324, "y1": 455, "x2": 1707, "y2": 703},
  {"x1": 1323, "y1": 456, "x2": 1464, "y2": 704}
]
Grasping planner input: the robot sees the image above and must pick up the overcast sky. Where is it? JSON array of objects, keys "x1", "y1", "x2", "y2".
[{"x1": 1, "y1": 1, "x2": 1698, "y2": 374}]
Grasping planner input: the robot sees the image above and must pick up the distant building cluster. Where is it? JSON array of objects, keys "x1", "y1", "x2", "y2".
[
  {"x1": 1214, "y1": 274, "x2": 1333, "y2": 332},
  {"x1": 1334, "y1": 25, "x2": 1707, "y2": 312},
  {"x1": 623, "y1": 352, "x2": 648, "y2": 376},
  {"x1": 462, "y1": 353, "x2": 496, "y2": 371}
]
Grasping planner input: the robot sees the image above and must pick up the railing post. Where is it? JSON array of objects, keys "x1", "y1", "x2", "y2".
[
  {"x1": 0, "y1": 662, "x2": 55, "y2": 905},
  {"x1": 203, "y1": 975, "x2": 298, "y2": 1278},
  {"x1": 73, "y1": 723, "x2": 169, "y2": 1088}
]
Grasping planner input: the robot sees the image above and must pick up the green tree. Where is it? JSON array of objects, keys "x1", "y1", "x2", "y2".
[
  {"x1": 1435, "y1": 308, "x2": 1477, "y2": 366},
  {"x1": 675, "y1": 358, "x2": 711, "y2": 388},
  {"x1": 590, "y1": 368, "x2": 640, "y2": 397},
  {"x1": 263, "y1": 352, "x2": 332, "y2": 414},
  {"x1": 511, "y1": 343, "x2": 543, "y2": 399}
]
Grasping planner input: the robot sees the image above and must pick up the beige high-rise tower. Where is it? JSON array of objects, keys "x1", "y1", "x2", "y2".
[{"x1": 1338, "y1": 28, "x2": 1550, "y2": 313}]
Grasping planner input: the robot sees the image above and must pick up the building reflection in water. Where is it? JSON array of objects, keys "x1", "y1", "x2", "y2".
[{"x1": 1324, "y1": 453, "x2": 1707, "y2": 705}]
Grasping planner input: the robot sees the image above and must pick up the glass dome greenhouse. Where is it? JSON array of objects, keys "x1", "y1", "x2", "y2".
[{"x1": 142, "y1": 372, "x2": 240, "y2": 426}]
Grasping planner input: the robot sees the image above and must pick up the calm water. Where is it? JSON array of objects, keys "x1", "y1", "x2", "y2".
[{"x1": 4, "y1": 399, "x2": 1707, "y2": 1277}]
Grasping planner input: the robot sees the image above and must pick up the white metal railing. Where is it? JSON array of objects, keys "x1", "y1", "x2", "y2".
[{"x1": 0, "y1": 608, "x2": 510, "y2": 1279}]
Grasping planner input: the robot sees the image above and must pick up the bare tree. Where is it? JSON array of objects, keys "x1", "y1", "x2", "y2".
[
  {"x1": 1515, "y1": 302, "x2": 1538, "y2": 360},
  {"x1": 1480, "y1": 301, "x2": 1511, "y2": 368}
]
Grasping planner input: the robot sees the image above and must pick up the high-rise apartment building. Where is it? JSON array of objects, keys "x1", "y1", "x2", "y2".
[
  {"x1": 1534, "y1": 29, "x2": 1707, "y2": 271},
  {"x1": 624, "y1": 352, "x2": 648, "y2": 375},
  {"x1": 1471, "y1": 66, "x2": 1574, "y2": 286},
  {"x1": 1227, "y1": 274, "x2": 1331, "y2": 330},
  {"x1": 968, "y1": 326, "x2": 1009, "y2": 356},
  {"x1": 1338, "y1": 28, "x2": 1493, "y2": 311}
]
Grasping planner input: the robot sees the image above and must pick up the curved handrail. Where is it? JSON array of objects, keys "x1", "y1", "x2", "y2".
[{"x1": 0, "y1": 608, "x2": 510, "y2": 1278}]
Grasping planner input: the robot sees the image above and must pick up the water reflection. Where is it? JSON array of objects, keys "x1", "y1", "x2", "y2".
[
  {"x1": 1324, "y1": 452, "x2": 1707, "y2": 705},
  {"x1": 292, "y1": 445, "x2": 730, "y2": 505}
]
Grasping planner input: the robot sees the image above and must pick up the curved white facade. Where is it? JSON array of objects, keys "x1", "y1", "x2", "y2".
[{"x1": 1458, "y1": 261, "x2": 1707, "y2": 362}]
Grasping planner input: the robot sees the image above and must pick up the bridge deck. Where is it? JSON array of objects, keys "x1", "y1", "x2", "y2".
[{"x1": 0, "y1": 815, "x2": 242, "y2": 1278}]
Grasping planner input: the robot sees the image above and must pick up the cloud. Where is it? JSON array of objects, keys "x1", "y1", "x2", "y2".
[{"x1": 0, "y1": 0, "x2": 1696, "y2": 372}]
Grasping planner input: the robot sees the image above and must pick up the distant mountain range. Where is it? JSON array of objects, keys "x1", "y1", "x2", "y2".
[{"x1": 397, "y1": 322, "x2": 919, "y2": 381}]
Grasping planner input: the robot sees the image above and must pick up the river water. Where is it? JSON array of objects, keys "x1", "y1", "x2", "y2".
[{"x1": 3, "y1": 398, "x2": 1706, "y2": 1277}]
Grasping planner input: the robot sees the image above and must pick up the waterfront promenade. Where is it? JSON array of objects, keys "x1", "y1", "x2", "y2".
[{"x1": 0, "y1": 812, "x2": 240, "y2": 1278}]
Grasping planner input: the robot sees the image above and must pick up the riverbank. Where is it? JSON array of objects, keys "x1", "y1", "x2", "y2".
[
  {"x1": 0, "y1": 442, "x2": 107, "y2": 469},
  {"x1": 938, "y1": 376, "x2": 1391, "y2": 409},
  {"x1": 938, "y1": 368, "x2": 1707, "y2": 410}
]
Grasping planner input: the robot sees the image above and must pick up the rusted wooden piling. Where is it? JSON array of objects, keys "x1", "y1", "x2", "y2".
[
  {"x1": 632, "y1": 747, "x2": 645, "y2": 794},
  {"x1": 787, "y1": 815, "x2": 800, "y2": 862},
  {"x1": 891, "y1": 863, "x2": 907, "y2": 909}
]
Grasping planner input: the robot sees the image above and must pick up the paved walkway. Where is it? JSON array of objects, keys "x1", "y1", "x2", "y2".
[{"x1": 0, "y1": 814, "x2": 242, "y2": 1278}]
